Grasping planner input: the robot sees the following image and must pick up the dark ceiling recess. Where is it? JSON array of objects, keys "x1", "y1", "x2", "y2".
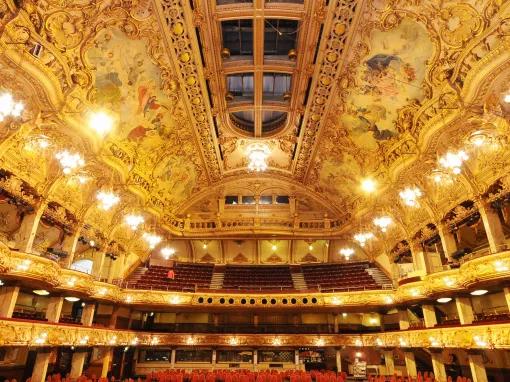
[
  {"x1": 222, "y1": 20, "x2": 254, "y2": 57},
  {"x1": 264, "y1": 19, "x2": 299, "y2": 57}
]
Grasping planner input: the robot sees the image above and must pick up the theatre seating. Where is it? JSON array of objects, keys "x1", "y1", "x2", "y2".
[
  {"x1": 12, "y1": 310, "x2": 48, "y2": 322},
  {"x1": 222, "y1": 265, "x2": 294, "y2": 291},
  {"x1": 124, "y1": 261, "x2": 390, "y2": 292},
  {"x1": 126, "y1": 263, "x2": 214, "y2": 292},
  {"x1": 301, "y1": 262, "x2": 384, "y2": 292}
]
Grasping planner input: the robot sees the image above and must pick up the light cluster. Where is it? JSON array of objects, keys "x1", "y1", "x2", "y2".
[
  {"x1": 247, "y1": 144, "x2": 270, "y2": 172},
  {"x1": 96, "y1": 191, "x2": 120, "y2": 210},
  {"x1": 56, "y1": 151, "x2": 85, "y2": 175},
  {"x1": 0, "y1": 92, "x2": 24, "y2": 121}
]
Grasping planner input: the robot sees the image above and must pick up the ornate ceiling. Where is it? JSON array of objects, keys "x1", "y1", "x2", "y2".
[{"x1": 1, "y1": 0, "x2": 510, "y2": 263}]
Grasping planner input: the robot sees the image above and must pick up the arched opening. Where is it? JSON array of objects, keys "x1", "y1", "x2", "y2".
[{"x1": 70, "y1": 259, "x2": 93, "y2": 275}]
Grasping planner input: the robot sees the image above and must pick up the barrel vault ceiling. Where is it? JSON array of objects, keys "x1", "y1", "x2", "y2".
[{"x1": 1, "y1": 0, "x2": 510, "y2": 247}]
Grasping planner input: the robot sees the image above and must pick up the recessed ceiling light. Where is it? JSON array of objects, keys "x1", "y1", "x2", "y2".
[
  {"x1": 64, "y1": 296, "x2": 80, "y2": 302},
  {"x1": 33, "y1": 290, "x2": 50, "y2": 296},
  {"x1": 470, "y1": 289, "x2": 488, "y2": 296},
  {"x1": 0, "y1": 280, "x2": 4, "y2": 286},
  {"x1": 437, "y1": 297, "x2": 452, "y2": 303}
]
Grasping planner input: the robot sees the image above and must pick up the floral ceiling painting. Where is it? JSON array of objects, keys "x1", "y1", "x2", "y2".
[
  {"x1": 86, "y1": 27, "x2": 204, "y2": 211},
  {"x1": 340, "y1": 19, "x2": 434, "y2": 150},
  {"x1": 310, "y1": 18, "x2": 435, "y2": 205}
]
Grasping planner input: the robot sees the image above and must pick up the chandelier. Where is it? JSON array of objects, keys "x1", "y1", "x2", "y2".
[
  {"x1": 373, "y1": 216, "x2": 392, "y2": 232},
  {"x1": 439, "y1": 150, "x2": 468, "y2": 174},
  {"x1": 247, "y1": 143, "x2": 270, "y2": 172},
  {"x1": 143, "y1": 232, "x2": 162, "y2": 249},
  {"x1": 125, "y1": 214, "x2": 144, "y2": 230},
  {"x1": 353, "y1": 232, "x2": 374, "y2": 247},
  {"x1": 399, "y1": 187, "x2": 422, "y2": 207},
  {"x1": 96, "y1": 191, "x2": 120, "y2": 210},
  {"x1": 56, "y1": 151, "x2": 85, "y2": 175},
  {"x1": 88, "y1": 111, "x2": 115, "y2": 136},
  {"x1": 0, "y1": 92, "x2": 24, "y2": 121},
  {"x1": 161, "y1": 247, "x2": 175, "y2": 260},
  {"x1": 339, "y1": 247, "x2": 354, "y2": 260}
]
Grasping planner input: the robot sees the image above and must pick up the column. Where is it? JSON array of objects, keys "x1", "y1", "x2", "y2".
[
  {"x1": 438, "y1": 224, "x2": 457, "y2": 260},
  {"x1": 455, "y1": 297, "x2": 475, "y2": 325},
  {"x1": 430, "y1": 350, "x2": 447, "y2": 382},
  {"x1": 398, "y1": 309, "x2": 410, "y2": 330},
  {"x1": 504, "y1": 287, "x2": 510, "y2": 312},
  {"x1": 253, "y1": 349, "x2": 258, "y2": 369},
  {"x1": 335, "y1": 349, "x2": 342, "y2": 372},
  {"x1": 101, "y1": 348, "x2": 113, "y2": 378},
  {"x1": 45, "y1": 296, "x2": 64, "y2": 323},
  {"x1": 212, "y1": 349, "x2": 217, "y2": 369},
  {"x1": 171, "y1": 349, "x2": 176, "y2": 369},
  {"x1": 478, "y1": 200, "x2": 506, "y2": 253},
  {"x1": 61, "y1": 225, "x2": 84, "y2": 268},
  {"x1": 81, "y1": 303, "x2": 96, "y2": 326},
  {"x1": 16, "y1": 202, "x2": 47, "y2": 253},
  {"x1": 334, "y1": 314, "x2": 339, "y2": 333},
  {"x1": 70, "y1": 350, "x2": 87, "y2": 379},
  {"x1": 410, "y1": 242, "x2": 429, "y2": 274},
  {"x1": 253, "y1": 314, "x2": 259, "y2": 327},
  {"x1": 31, "y1": 350, "x2": 51, "y2": 382},
  {"x1": 422, "y1": 305, "x2": 437, "y2": 328},
  {"x1": 383, "y1": 350, "x2": 395, "y2": 375},
  {"x1": 468, "y1": 352, "x2": 488, "y2": 382},
  {"x1": 294, "y1": 349, "x2": 299, "y2": 366},
  {"x1": 0, "y1": 286, "x2": 20, "y2": 318},
  {"x1": 404, "y1": 352, "x2": 417, "y2": 378},
  {"x1": 109, "y1": 305, "x2": 119, "y2": 328},
  {"x1": 92, "y1": 250, "x2": 106, "y2": 280}
]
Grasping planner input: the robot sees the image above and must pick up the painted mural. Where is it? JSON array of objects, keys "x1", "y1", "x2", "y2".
[
  {"x1": 340, "y1": 19, "x2": 434, "y2": 150},
  {"x1": 86, "y1": 28, "x2": 202, "y2": 209}
]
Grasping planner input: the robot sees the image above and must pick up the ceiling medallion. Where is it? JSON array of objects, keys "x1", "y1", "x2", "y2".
[{"x1": 247, "y1": 143, "x2": 270, "y2": 172}]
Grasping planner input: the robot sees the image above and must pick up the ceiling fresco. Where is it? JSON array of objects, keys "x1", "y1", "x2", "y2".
[{"x1": 0, "y1": 0, "x2": 510, "y2": 265}]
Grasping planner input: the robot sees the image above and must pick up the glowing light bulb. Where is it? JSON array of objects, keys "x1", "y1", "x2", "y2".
[
  {"x1": 89, "y1": 111, "x2": 114, "y2": 136},
  {"x1": 361, "y1": 178, "x2": 376, "y2": 193}
]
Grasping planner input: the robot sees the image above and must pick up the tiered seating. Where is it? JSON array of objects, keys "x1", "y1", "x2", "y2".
[
  {"x1": 222, "y1": 265, "x2": 294, "y2": 290},
  {"x1": 126, "y1": 263, "x2": 214, "y2": 292},
  {"x1": 12, "y1": 310, "x2": 47, "y2": 321},
  {"x1": 301, "y1": 262, "x2": 380, "y2": 292}
]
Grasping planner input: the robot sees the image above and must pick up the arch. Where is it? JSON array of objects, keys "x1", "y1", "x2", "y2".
[{"x1": 70, "y1": 259, "x2": 93, "y2": 275}]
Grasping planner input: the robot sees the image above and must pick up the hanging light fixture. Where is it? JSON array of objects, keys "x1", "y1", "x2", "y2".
[
  {"x1": 339, "y1": 247, "x2": 354, "y2": 260},
  {"x1": 125, "y1": 214, "x2": 144, "y2": 230},
  {"x1": 353, "y1": 232, "x2": 374, "y2": 247},
  {"x1": 96, "y1": 191, "x2": 120, "y2": 210},
  {"x1": 399, "y1": 187, "x2": 422, "y2": 207},
  {"x1": 56, "y1": 151, "x2": 85, "y2": 175},
  {"x1": 247, "y1": 143, "x2": 270, "y2": 172},
  {"x1": 438, "y1": 150, "x2": 468, "y2": 174},
  {"x1": 0, "y1": 91, "x2": 24, "y2": 121},
  {"x1": 143, "y1": 232, "x2": 162, "y2": 249},
  {"x1": 88, "y1": 111, "x2": 115, "y2": 136},
  {"x1": 161, "y1": 247, "x2": 175, "y2": 260},
  {"x1": 373, "y1": 216, "x2": 392, "y2": 232}
]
